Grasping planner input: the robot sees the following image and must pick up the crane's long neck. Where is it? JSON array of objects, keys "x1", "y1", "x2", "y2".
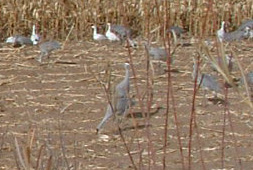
[
  {"x1": 192, "y1": 62, "x2": 199, "y2": 81},
  {"x1": 93, "y1": 27, "x2": 97, "y2": 35},
  {"x1": 221, "y1": 22, "x2": 225, "y2": 32},
  {"x1": 108, "y1": 24, "x2": 111, "y2": 32},
  {"x1": 32, "y1": 25, "x2": 36, "y2": 35},
  {"x1": 143, "y1": 43, "x2": 150, "y2": 54},
  {"x1": 125, "y1": 66, "x2": 130, "y2": 92}
]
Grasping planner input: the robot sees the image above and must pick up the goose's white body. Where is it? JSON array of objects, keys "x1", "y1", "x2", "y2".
[
  {"x1": 6, "y1": 24, "x2": 40, "y2": 45},
  {"x1": 30, "y1": 25, "x2": 40, "y2": 45},
  {"x1": 106, "y1": 23, "x2": 120, "y2": 41},
  {"x1": 217, "y1": 21, "x2": 225, "y2": 42},
  {"x1": 91, "y1": 25, "x2": 107, "y2": 41}
]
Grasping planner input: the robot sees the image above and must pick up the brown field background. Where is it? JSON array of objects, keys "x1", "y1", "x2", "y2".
[
  {"x1": 0, "y1": 0, "x2": 253, "y2": 40},
  {"x1": 1, "y1": 0, "x2": 253, "y2": 169}
]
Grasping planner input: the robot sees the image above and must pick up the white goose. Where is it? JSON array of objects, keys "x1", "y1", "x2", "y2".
[
  {"x1": 91, "y1": 25, "x2": 107, "y2": 41},
  {"x1": 106, "y1": 23, "x2": 120, "y2": 41},
  {"x1": 6, "y1": 25, "x2": 40, "y2": 46},
  {"x1": 30, "y1": 25, "x2": 40, "y2": 45},
  {"x1": 217, "y1": 21, "x2": 225, "y2": 42}
]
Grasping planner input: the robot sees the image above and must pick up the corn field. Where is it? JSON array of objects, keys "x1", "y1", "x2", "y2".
[
  {"x1": 0, "y1": 0, "x2": 253, "y2": 41},
  {"x1": 1, "y1": 0, "x2": 253, "y2": 169}
]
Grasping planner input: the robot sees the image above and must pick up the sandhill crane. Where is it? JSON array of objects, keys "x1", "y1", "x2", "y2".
[
  {"x1": 244, "y1": 26, "x2": 253, "y2": 39},
  {"x1": 143, "y1": 41, "x2": 169, "y2": 62},
  {"x1": 107, "y1": 23, "x2": 137, "y2": 47},
  {"x1": 30, "y1": 25, "x2": 40, "y2": 45},
  {"x1": 168, "y1": 26, "x2": 186, "y2": 37},
  {"x1": 223, "y1": 29, "x2": 249, "y2": 41},
  {"x1": 6, "y1": 35, "x2": 33, "y2": 47},
  {"x1": 91, "y1": 25, "x2": 107, "y2": 41},
  {"x1": 240, "y1": 71, "x2": 253, "y2": 100},
  {"x1": 192, "y1": 58, "x2": 222, "y2": 105},
  {"x1": 110, "y1": 24, "x2": 132, "y2": 40},
  {"x1": 237, "y1": 19, "x2": 253, "y2": 31},
  {"x1": 106, "y1": 23, "x2": 120, "y2": 41},
  {"x1": 142, "y1": 41, "x2": 175, "y2": 74},
  {"x1": 6, "y1": 25, "x2": 39, "y2": 46},
  {"x1": 210, "y1": 54, "x2": 233, "y2": 73},
  {"x1": 96, "y1": 63, "x2": 131, "y2": 132},
  {"x1": 37, "y1": 41, "x2": 61, "y2": 63},
  {"x1": 217, "y1": 21, "x2": 249, "y2": 42},
  {"x1": 240, "y1": 71, "x2": 253, "y2": 87}
]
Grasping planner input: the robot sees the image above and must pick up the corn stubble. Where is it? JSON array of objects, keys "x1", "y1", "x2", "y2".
[
  {"x1": 0, "y1": 0, "x2": 252, "y2": 41},
  {"x1": 1, "y1": 0, "x2": 253, "y2": 170}
]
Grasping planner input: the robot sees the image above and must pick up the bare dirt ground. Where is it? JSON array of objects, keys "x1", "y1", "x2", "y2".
[{"x1": 0, "y1": 38, "x2": 253, "y2": 170}]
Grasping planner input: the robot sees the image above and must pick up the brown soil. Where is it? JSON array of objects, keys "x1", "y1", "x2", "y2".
[{"x1": 0, "y1": 39, "x2": 253, "y2": 170}]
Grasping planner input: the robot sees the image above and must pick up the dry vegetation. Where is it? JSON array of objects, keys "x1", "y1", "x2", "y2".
[
  {"x1": 0, "y1": 0, "x2": 253, "y2": 40},
  {"x1": 1, "y1": 0, "x2": 253, "y2": 170}
]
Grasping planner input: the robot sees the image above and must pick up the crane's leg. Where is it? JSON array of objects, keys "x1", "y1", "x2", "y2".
[
  {"x1": 37, "y1": 53, "x2": 44, "y2": 63},
  {"x1": 150, "y1": 60, "x2": 155, "y2": 76},
  {"x1": 96, "y1": 104, "x2": 113, "y2": 133},
  {"x1": 202, "y1": 89, "x2": 207, "y2": 106}
]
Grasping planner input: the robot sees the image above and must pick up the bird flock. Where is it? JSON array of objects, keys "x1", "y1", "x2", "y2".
[
  {"x1": 4, "y1": 20, "x2": 253, "y2": 132},
  {"x1": 6, "y1": 24, "x2": 61, "y2": 63},
  {"x1": 96, "y1": 20, "x2": 253, "y2": 132}
]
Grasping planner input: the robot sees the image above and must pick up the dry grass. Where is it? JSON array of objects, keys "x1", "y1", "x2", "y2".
[
  {"x1": 0, "y1": 0, "x2": 253, "y2": 41},
  {"x1": 1, "y1": 1, "x2": 253, "y2": 170}
]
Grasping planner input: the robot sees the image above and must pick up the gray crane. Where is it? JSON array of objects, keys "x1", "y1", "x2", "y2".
[
  {"x1": 6, "y1": 25, "x2": 39, "y2": 46},
  {"x1": 244, "y1": 26, "x2": 253, "y2": 39},
  {"x1": 237, "y1": 20, "x2": 253, "y2": 39},
  {"x1": 110, "y1": 24, "x2": 132, "y2": 40},
  {"x1": 143, "y1": 41, "x2": 169, "y2": 62},
  {"x1": 167, "y1": 26, "x2": 186, "y2": 45},
  {"x1": 240, "y1": 71, "x2": 253, "y2": 87},
  {"x1": 192, "y1": 58, "x2": 221, "y2": 105},
  {"x1": 167, "y1": 26, "x2": 186, "y2": 37},
  {"x1": 210, "y1": 54, "x2": 233, "y2": 73},
  {"x1": 109, "y1": 24, "x2": 137, "y2": 47},
  {"x1": 223, "y1": 29, "x2": 249, "y2": 41},
  {"x1": 96, "y1": 63, "x2": 131, "y2": 132},
  {"x1": 6, "y1": 35, "x2": 33, "y2": 47},
  {"x1": 240, "y1": 71, "x2": 253, "y2": 100},
  {"x1": 143, "y1": 41, "x2": 175, "y2": 74},
  {"x1": 217, "y1": 21, "x2": 249, "y2": 42},
  {"x1": 237, "y1": 19, "x2": 253, "y2": 30},
  {"x1": 38, "y1": 40, "x2": 61, "y2": 63}
]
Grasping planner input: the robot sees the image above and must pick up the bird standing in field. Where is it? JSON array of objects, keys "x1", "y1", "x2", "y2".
[
  {"x1": 6, "y1": 35, "x2": 33, "y2": 47},
  {"x1": 143, "y1": 41, "x2": 174, "y2": 74},
  {"x1": 91, "y1": 25, "x2": 107, "y2": 41},
  {"x1": 244, "y1": 26, "x2": 253, "y2": 39},
  {"x1": 217, "y1": 21, "x2": 249, "y2": 42},
  {"x1": 96, "y1": 63, "x2": 131, "y2": 133},
  {"x1": 30, "y1": 25, "x2": 40, "y2": 45},
  {"x1": 110, "y1": 24, "x2": 132, "y2": 41},
  {"x1": 143, "y1": 41, "x2": 168, "y2": 61},
  {"x1": 168, "y1": 26, "x2": 187, "y2": 45},
  {"x1": 192, "y1": 58, "x2": 222, "y2": 105},
  {"x1": 210, "y1": 54, "x2": 233, "y2": 73},
  {"x1": 217, "y1": 21, "x2": 226, "y2": 42},
  {"x1": 240, "y1": 71, "x2": 253, "y2": 88},
  {"x1": 6, "y1": 25, "x2": 39, "y2": 47},
  {"x1": 237, "y1": 19, "x2": 253, "y2": 31},
  {"x1": 38, "y1": 41, "x2": 61, "y2": 63},
  {"x1": 106, "y1": 23, "x2": 120, "y2": 41},
  {"x1": 168, "y1": 26, "x2": 186, "y2": 37},
  {"x1": 240, "y1": 71, "x2": 253, "y2": 101},
  {"x1": 110, "y1": 24, "x2": 137, "y2": 47}
]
